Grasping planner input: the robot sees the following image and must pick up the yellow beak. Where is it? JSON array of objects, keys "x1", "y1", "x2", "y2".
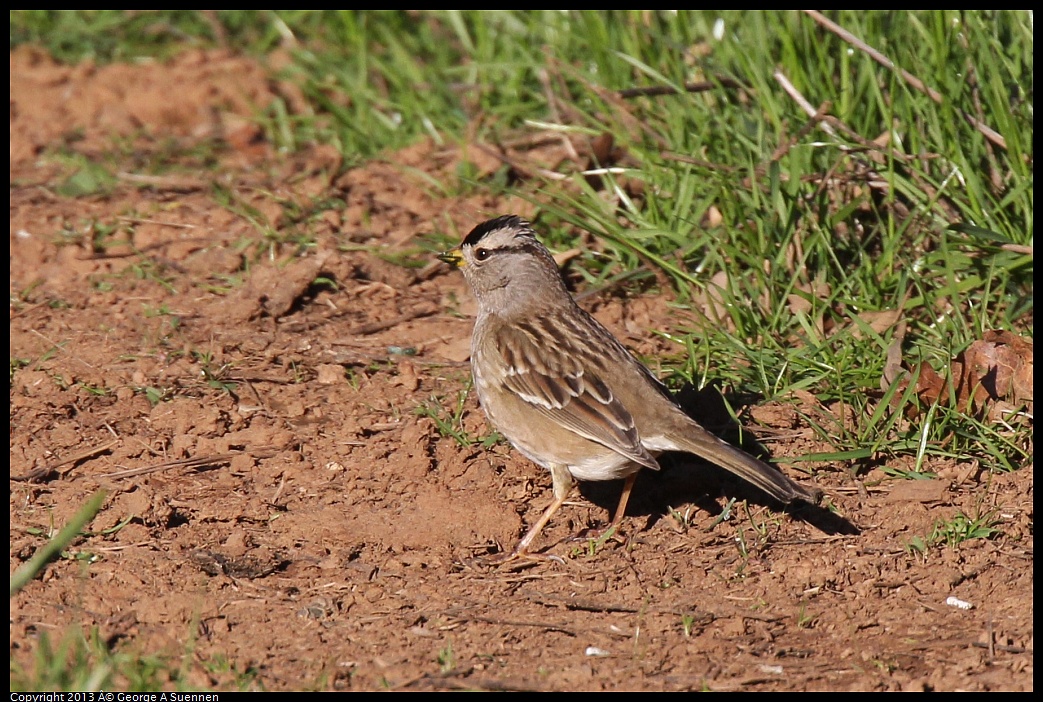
[{"x1": 437, "y1": 247, "x2": 464, "y2": 268}]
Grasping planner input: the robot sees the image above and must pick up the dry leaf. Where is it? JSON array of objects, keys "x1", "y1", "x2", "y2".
[
  {"x1": 881, "y1": 319, "x2": 908, "y2": 390},
  {"x1": 983, "y1": 330, "x2": 1033, "y2": 402},
  {"x1": 886, "y1": 329, "x2": 1033, "y2": 421},
  {"x1": 956, "y1": 330, "x2": 1033, "y2": 409},
  {"x1": 552, "y1": 248, "x2": 583, "y2": 267},
  {"x1": 786, "y1": 279, "x2": 830, "y2": 338},
  {"x1": 698, "y1": 270, "x2": 733, "y2": 330},
  {"x1": 704, "y1": 205, "x2": 723, "y2": 228},
  {"x1": 589, "y1": 132, "x2": 618, "y2": 166},
  {"x1": 853, "y1": 309, "x2": 903, "y2": 340}
]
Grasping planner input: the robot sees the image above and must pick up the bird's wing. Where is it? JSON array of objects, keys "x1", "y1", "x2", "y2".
[{"x1": 490, "y1": 319, "x2": 659, "y2": 470}]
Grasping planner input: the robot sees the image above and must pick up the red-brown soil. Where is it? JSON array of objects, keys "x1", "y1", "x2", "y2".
[{"x1": 9, "y1": 47, "x2": 1032, "y2": 691}]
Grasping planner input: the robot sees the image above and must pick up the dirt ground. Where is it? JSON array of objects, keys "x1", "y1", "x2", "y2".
[{"x1": 9, "y1": 47, "x2": 1033, "y2": 691}]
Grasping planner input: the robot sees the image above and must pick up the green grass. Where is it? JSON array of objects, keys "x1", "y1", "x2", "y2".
[
  {"x1": 9, "y1": 490, "x2": 262, "y2": 691},
  {"x1": 9, "y1": 622, "x2": 262, "y2": 692},
  {"x1": 415, "y1": 386, "x2": 501, "y2": 449},
  {"x1": 10, "y1": 9, "x2": 1033, "y2": 687},
  {"x1": 904, "y1": 509, "x2": 1002, "y2": 556},
  {"x1": 9, "y1": 3, "x2": 1031, "y2": 498},
  {"x1": 9, "y1": 492, "x2": 169, "y2": 690},
  {"x1": 10, "y1": 491, "x2": 108, "y2": 597}
]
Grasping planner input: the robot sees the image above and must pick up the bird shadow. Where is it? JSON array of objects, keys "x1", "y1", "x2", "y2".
[{"x1": 576, "y1": 381, "x2": 859, "y2": 537}]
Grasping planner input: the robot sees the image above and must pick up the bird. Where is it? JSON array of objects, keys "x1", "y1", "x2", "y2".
[{"x1": 438, "y1": 214, "x2": 821, "y2": 561}]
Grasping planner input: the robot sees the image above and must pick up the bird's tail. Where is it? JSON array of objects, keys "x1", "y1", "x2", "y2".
[{"x1": 670, "y1": 420, "x2": 822, "y2": 505}]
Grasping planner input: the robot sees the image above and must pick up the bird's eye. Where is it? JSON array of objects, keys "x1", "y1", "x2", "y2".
[{"x1": 474, "y1": 247, "x2": 491, "y2": 261}]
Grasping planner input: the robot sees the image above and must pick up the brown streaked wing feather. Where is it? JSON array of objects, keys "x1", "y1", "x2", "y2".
[{"x1": 493, "y1": 319, "x2": 658, "y2": 470}]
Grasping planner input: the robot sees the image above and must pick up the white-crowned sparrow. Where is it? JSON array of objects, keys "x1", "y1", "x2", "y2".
[{"x1": 439, "y1": 215, "x2": 821, "y2": 560}]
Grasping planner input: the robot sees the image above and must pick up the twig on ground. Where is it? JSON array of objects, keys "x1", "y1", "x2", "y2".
[{"x1": 11, "y1": 439, "x2": 120, "y2": 482}]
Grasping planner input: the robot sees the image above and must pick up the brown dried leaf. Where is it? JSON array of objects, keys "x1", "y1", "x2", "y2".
[
  {"x1": 881, "y1": 319, "x2": 908, "y2": 390},
  {"x1": 590, "y1": 132, "x2": 618, "y2": 166},
  {"x1": 889, "y1": 361, "x2": 947, "y2": 417},
  {"x1": 698, "y1": 270, "x2": 733, "y2": 331},
  {"x1": 703, "y1": 205, "x2": 723, "y2": 228},
  {"x1": 915, "y1": 362, "x2": 949, "y2": 405},
  {"x1": 955, "y1": 330, "x2": 1033, "y2": 409},
  {"x1": 982, "y1": 330, "x2": 1033, "y2": 402},
  {"x1": 889, "y1": 330, "x2": 1033, "y2": 420},
  {"x1": 786, "y1": 279, "x2": 830, "y2": 338},
  {"x1": 853, "y1": 309, "x2": 903, "y2": 340},
  {"x1": 552, "y1": 248, "x2": 583, "y2": 267}
]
